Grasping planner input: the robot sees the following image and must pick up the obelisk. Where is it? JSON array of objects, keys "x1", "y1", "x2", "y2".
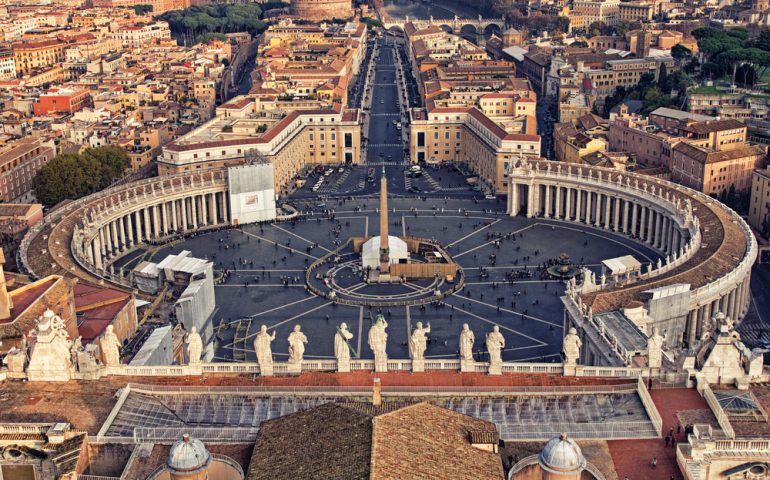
[{"x1": 379, "y1": 166, "x2": 390, "y2": 274}]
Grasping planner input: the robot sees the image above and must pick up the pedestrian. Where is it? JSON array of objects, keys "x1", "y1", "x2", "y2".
[
  {"x1": 677, "y1": 425, "x2": 681, "y2": 434},
  {"x1": 651, "y1": 456, "x2": 657, "y2": 468},
  {"x1": 664, "y1": 435, "x2": 670, "y2": 447},
  {"x1": 671, "y1": 437, "x2": 676, "y2": 449}
]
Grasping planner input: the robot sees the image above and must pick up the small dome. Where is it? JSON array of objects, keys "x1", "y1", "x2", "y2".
[
  {"x1": 539, "y1": 433, "x2": 586, "y2": 474},
  {"x1": 167, "y1": 434, "x2": 211, "y2": 473}
]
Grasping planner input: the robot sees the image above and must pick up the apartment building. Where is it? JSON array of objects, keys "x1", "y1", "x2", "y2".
[
  {"x1": 0, "y1": 138, "x2": 56, "y2": 202},
  {"x1": 0, "y1": 49, "x2": 16, "y2": 79},
  {"x1": 618, "y1": 2, "x2": 655, "y2": 22},
  {"x1": 107, "y1": 22, "x2": 171, "y2": 48},
  {"x1": 572, "y1": 0, "x2": 621, "y2": 26},
  {"x1": 33, "y1": 87, "x2": 92, "y2": 116},
  {"x1": 12, "y1": 39, "x2": 66, "y2": 76}
]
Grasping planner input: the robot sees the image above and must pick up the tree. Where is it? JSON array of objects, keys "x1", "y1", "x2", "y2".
[
  {"x1": 671, "y1": 44, "x2": 692, "y2": 63},
  {"x1": 32, "y1": 147, "x2": 129, "y2": 208},
  {"x1": 658, "y1": 63, "x2": 671, "y2": 95}
]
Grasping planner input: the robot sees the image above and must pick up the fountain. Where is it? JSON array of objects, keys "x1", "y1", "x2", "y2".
[{"x1": 547, "y1": 253, "x2": 580, "y2": 279}]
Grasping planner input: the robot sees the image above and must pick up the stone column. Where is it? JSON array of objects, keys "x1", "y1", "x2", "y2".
[
  {"x1": 93, "y1": 235, "x2": 103, "y2": 270},
  {"x1": 104, "y1": 224, "x2": 113, "y2": 256},
  {"x1": 728, "y1": 287, "x2": 738, "y2": 321},
  {"x1": 576, "y1": 189, "x2": 583, "y2": 223},
  {"x1": 544, "y1": 184, "x2": 552, "y2": 218},
  {"x1": 210, "y1": 193, "x2": 218, "y2": 224},
  {"x1": 126, "y1": 213, "x2": 134, "y2": 246},
  {"x1": 639, "y1": 206, "x2": 646, "y2": 240},
  {"x1": 622, "y1": 200, "x2": 629, "y2": 233},
  {"x1": 613, "y1": 197, "x2": 620, "y2": 231},
  {"x1": 646, "y1": 207, "x2": 654, "y2": 244},
  {"x1": 566, "y1": 187, "x2": 572, "y2": 220},
  {"x1": 631, "y1": 202, "x2": 638, "y2": 236},
  {"x1": 654, "y1": 211, "x2": 662, "y2": 249},
  {"x1": 135, "y1": 210, "x2": 143, "y2": 243},
  {"x1": 182, "y1": 198, "x2": 189, "y2": 231},
  {"x1": 585, "y1": 190, "x2": 592, "y2": 224},
  {"x1": 110, "y1": 221, "x2": 119, "y2": 252},
  {"x1": 687, "y1": 309, "x2": 697, "y2": 348},
  {"x1": 190, "y1": 196, "x2": 197, "y2": 229},
  {"x1": 119, "y1": 216, "x2": 127, "y2": 250},
  {"x1": 200, "y1": 194, "x2": 208, "y2": 226},
  {"x1": 594, "y1": 193, "x2": 602, "y2": 227},
  {"x1": 555, "y1": 185, "x2": 562, "y2": 219},
  {"x1": 511, "y1": 183, "x2": 520, "y2": 216},
  {"x1": 153, "y1": 205, "x2": 161, "y2": 238},
  {"x1": 143, "y1": 208, "x2": 152, "y2": 240},
  {"x1": 171, "y1": 200, "x2": 178, "y2": 231},
  {"x1": 526, "y1": 184, "x2": 535, "y2": 218}
]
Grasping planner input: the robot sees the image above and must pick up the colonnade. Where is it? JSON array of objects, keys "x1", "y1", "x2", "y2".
[
  {"x1": 85, "y1": 191, "x2": 231, "y2": 271},
  {"x1": 510, "y1": 182, "x2": 686, "y2": 257},
  {"x1": 507, "y1": 159, "x2": 757, "y2": 353}
]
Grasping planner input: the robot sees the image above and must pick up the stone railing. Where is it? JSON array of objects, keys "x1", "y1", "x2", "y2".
[
  {"x1": 637, "y1": 376, "x2": 663, "y2": 435},
  {"x1": 0, "y1": 424, "x2": 51, "y2": 434},
  {"x1": 697, "y1": 376, "x2": 735, "y2": 439},
  {"x1": 79, "y1": 476, "x2": 121, "y2": 480},
  {"x1": 87, "y1": 359, "x2": 678, "y2": 380}
]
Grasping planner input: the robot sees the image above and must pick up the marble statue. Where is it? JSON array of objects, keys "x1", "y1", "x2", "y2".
[
  {"x1": 409, "y1": 322, "x2": 431, "y2": 360},
  {"x1": 287, "y1": 325, "x2": 308, "y2": 364},
  {"x1": 186, "y1": 326, "x2": 203, "y2": 365},
  {"x1": 647, "y1": 327, "x2": 665, "y2": 370},
  {"x1": 27, "y1": 309, "x2": 73, "y2": 381},
  {"x1": 563, "y1": 327, "x2": 582, "y2": 366},
  {"x1": 254, "y1": 325, "x2": 276, "y2": 374},
  {"x1": 486, "y1": 326, "x2": 505, "y2": 366},
  {"x1": 459, "y1": 323, "x2": 475, "y2": 361},
  {"x1": 335, "y1": 323, "x2": 354, "y2": 361},
  {"x1": 100, "y1": 325, "x2": 122, "y2": 367},
  {"x1": 368, "y1": 315, "x2": 388, "y2": 371}
]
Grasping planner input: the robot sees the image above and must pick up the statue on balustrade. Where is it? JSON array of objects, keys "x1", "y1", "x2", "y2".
[
  {"x1": 100, "y1": 325, "x2": 122, "y2": 367},
  {"x1": 486, "y1": 325, "x2": 505, "y2": 366},
  {"x1": 368, "y1": 315, "x2": 389, "y2": 362},
  {"x1": 562, "y1": 327, "x2": 582, "y2": 366},
  {"x1": 254, "y1": 324, "x2": 276, "y2": 370},
  {"x1": 647, "y1": 327, "x2": 665, "y2": 370},
  {"x1": 459, "y1": 323, "x2": 475, "y2": 361},
  {"x1": 409, "y1": 322, "x2": 431, "y2": 360},
  {"x1": 335, "y1": 323, "x2": 354, "y2": 362},
  {"x1": 186, "y1": 326, "x2": 203, "y2": 365},
  {"x1": 287, "y1": 325, "x2": 308, "y2": 364}
]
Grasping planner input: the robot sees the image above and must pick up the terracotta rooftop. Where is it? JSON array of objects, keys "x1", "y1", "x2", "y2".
[{"x1": 247, "y1": 402, "x2": 503, "y2": 480}]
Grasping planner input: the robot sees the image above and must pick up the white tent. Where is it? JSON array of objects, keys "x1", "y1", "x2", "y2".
[{"x1": 362, "y1": 235, "x2": 409, "y2": 269}]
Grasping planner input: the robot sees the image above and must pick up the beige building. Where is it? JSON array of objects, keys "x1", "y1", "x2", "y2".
[
  {"x1": 618, "y1": 2, "x2": 655, "y2": 22},
  {"x1": 0, "y1": 137, "x2": 55, "y2": 202},
  {"x1": 160, "y1": 103, "x2": 361, "y2": 195},
  {"x1": 409, "y1": 107, "x2": 540, "y2": 193},
  {"x1": 748, "y1": 166, "x2": 770, "y2": 235},
  {"x1": 572, "y1": 0, "x2": 620, "y2": 26},
  {"x1": 12, "y1": 39, "x2": 66, "y2": 76}
]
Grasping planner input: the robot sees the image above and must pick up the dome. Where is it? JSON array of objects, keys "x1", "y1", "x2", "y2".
[
  {"x1": 538, "y1": 433, "x2": 586, "y2": 474},
  {"x1": 167, "y1": 434, "x2": 211, "y2": 473}
]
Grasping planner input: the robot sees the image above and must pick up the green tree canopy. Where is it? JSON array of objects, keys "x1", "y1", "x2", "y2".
[{"x1": 32, "y1": 147, "x2": 129, "y2": 208}]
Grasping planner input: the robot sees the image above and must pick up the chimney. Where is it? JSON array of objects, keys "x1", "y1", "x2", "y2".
[{"x1": 372, "y1": 378, "x2": 382, "y2": 406}]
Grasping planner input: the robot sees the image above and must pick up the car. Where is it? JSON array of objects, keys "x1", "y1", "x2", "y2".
[
  {"x1": 316, "y1": 202, "x2": 326, "y2": 208},
  {"x1": 472, "y1": 186, "x2": 482, "y2": 192},
  {"x1": 337, "y1": 167, "x2": 345, "y2": 173},
  {"x1": 324, "y1": 169, "x2": 333, "y2": 176},
  {"x1": 409, "y1": 165, "x2": 421, "y2": 172},
  {"x1": 485, "y1": 194, "x2": 496, "y2": 200}
]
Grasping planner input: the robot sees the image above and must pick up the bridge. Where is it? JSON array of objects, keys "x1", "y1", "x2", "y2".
[{"x1": 381, "y1": 15, "x2": 506, "y2": 36}]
